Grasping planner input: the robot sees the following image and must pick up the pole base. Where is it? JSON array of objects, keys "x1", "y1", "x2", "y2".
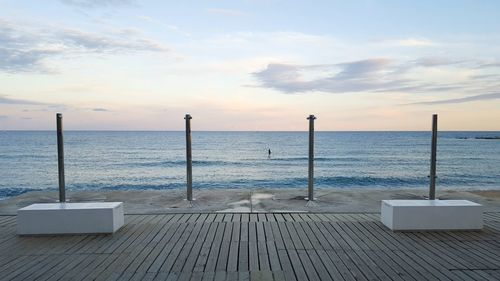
[
  {"x1": 305, "y1": 200, "x2": 318, "y2": 207},
  {"x1": 183, "y1": 198, "x2": 197, "y2": 208}
]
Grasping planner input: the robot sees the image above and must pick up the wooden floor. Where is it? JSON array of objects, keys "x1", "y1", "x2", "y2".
[{"x1": 0, "y1": 213, "x2": 499, "y2": 281}]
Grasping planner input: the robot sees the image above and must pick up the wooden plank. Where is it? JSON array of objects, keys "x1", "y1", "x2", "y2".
[
  {"x1": 270, "y1": 222, "x2": 284, "y2": 250},
  {"x1": 223, "y1": 213, "x2": 233, "y2": 222},
  {"x1": 285, "y1": 222, "x2": 304, "y2": 250},
  {"x1": 232, "y1": 213, "x2": 241, "y2": 222},
  {"x1": 187, "y1": 214, "x2": 200, "y2": 223},
  {"x1": 160, "y1": 221, "x2": 200, "y2": 273},
  {"x1": 293, "y1": 222, "x2": 313, "y2": 250},
  {"x1": 306, "y1": 249, "x2": 339, "y2": 281},
  {"x1": 249, "y1": 214, "x2": 258, "y2": 222},
  {"x1": 1, "y1": 212, "x2": 500, "y2": 281},
  {"x1": 226, "y1": 222, "x2": 240, "y2": 272},
  {"x1": 196, "y1": 213, "x2": 208, "y2": 223},
  {"x1": 312, "y1": 222, "x2": 368, "y2": 281},
  {"x1": 265, "y1": 213, "x2": 276, "y2": 222},
  {"x1": 138, "y1": 219, "x2": 186, "y2": 273},
  {"x1": 301, "y1": 222, "x2": 354, "y2": 281},
  {"x1": 274, "y1": 214, "x2": 285, "y2": 222},
  {"x1": 170, "y1": 222, "x2": 206, "y2": 273},
  {"x1": 370, "y1": 221, "x2": 462, "y2": 280},
  {"x1": 205, "y1": 214, "x2": 216, "y2": 223},
  {"x1": 257, "y1": 240, "x2": 270, "y2": 271},
  {"x1": 189, "y1": 272, "x2": 204, "y2": 281},
  {"x1": 2, "y1": 254, "x2": 51, "y2": 280},
  {"x1": 287, "y1": 249, "x2": 309, "y2": 281},
  {"x1": 102, "y1": 216, "x2": 168, "y2": 280},
  {"x1": 282, "y1": 214, "x2": 293, "y2": 222},
  {"x1": 181, "y1": 222, "x2": 212, "y2": 273},
  {"x1": 213, "y1": 271, "x2": 226, "y2": 281},
  {"x1": 204, "y1": 222, "x2": 226, "y2": 272},
  {"x1": 248, "y1": 222, "x2": 259, "y2": 271},
  {"x1": 238, "y1": 271, "x2": 250, "y2": 281},
  {"x1": 132, "y1": 216, "x2": 182, "y2": 274},
  {"x1": 112, "y1": 216, "x2": 167, "y2": 277},
  {"x1": 178, "y1": 214, "x2": 193, "y2": 223},
  {"x1": 215, "y1": 221, "x2": 233, "y2": 271},
  {"x1": 266, "y1": 240, "x2": 280, "y2": 272},
  {"x1": 200, "y1": 272, "x2": 214, "y2": 281},
  {"x1": 147, "y1": 221, "x2": 190, "y2": 273},
  {"x1": 241, "y1": 214, "x2": 250, "y2": 222},
  {"x1": 336, "y1": 221, "x2": 393, "y2": 280},
  {"x1": 305, "y1": 222, "x2": 332, "y2": 250},
  {"x1": 349, "y1": 221, "x2": 420, "y2": 281},
  {"x1": 41, "y1": 253, "x2": 91, "y2": 281},
  {"x1": 257, "y1": 213, "x2": 266, "y2": 222},
  {"x1": 317, "y1": 249, "x2": 354, "y2": 281}
]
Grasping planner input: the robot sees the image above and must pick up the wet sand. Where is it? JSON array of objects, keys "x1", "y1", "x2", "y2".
[{"x1": 1, "y1": 188, "x2": 499, "y2": 215}]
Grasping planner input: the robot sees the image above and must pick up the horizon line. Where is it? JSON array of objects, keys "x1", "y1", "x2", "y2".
[{"x1": 2, "y1": 130, "x2": 500, "y2": 132}]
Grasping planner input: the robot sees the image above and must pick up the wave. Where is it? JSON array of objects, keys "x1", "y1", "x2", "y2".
[
  {"x1": 1, "y1": 174, "x2": 497, "y2": 200},
  {"x1": 254, "y1": 157, "x2": 363, "y2": 162},
  {"x1": 65, "y1": 175, "x2": 487, "y2": 191},
  {"x1": 121, "y1": 157, "x2": 368, "y2": 168},
  {"x1": 0, "y1": 154, "x2": 52, "y2": 160},
  {"x1": 0, "y1": 187, "x2": 38, "y2": 200},
  {"x1": 212, "y1": 176, "x2": 428, "y2": 188},
  {"x1": 115, "y1": 159, "x2": 272, "y2": 168},
  {"x1": 207, "y1": 175, "x2": 490, "y2": 188}
]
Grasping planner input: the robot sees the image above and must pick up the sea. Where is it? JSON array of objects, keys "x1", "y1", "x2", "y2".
[{"x1": 1, "y1": 131, "x2": 499, "y2": 200}]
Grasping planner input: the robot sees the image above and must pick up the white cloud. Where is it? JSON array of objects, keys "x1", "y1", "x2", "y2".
[
  {"x1": 0, "y1": 18, "x2": 170, "y2": 73},
  {"x1": 56, "y1": 28, "x2": 169, "y2": 53},
  {"x1": 409, "y1": 92, "x2": 500, "y2": 105},
  {"x1": 253, "y1": 57, "x2": 500, "y2": 102},
  {"x1": 254, "y1": 59, "x2": 403, "y2": 94},
  {"x1": 0, "y1": 95, "x2": 47, "y2": 105},
  {"x1": 379, "y1": 37, "x2": 438, "y2": 47}
]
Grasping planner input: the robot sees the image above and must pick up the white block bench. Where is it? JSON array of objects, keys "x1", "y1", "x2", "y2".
[
  {"x1": 18, "y1": 202, "x2": 124, "y2": 235},
  {"x1": 381, "y1": 200, "x2": 483, "y2": 231}
]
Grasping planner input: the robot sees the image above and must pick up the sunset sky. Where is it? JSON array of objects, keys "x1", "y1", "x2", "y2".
[{"x1": 1, "y1": 0, "x2": 499, "y2": 130}]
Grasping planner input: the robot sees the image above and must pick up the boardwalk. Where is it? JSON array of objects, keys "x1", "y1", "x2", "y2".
[{"x1": 0, "y1": 212, "x2": 499, "y2": 281}]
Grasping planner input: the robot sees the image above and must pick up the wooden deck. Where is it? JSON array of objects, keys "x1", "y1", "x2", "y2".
[{"x1": 1, "y1": 213, "x2": 499, "y2": 281}]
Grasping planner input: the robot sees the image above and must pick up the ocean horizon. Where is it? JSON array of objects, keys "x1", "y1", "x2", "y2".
[{"x1": 1, "y1": 130, "x2": 499, "y2": 200}]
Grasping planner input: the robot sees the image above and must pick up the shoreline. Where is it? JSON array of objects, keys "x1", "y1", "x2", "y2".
[{"x1": 1, "y1": 187, "x2": 499, "y2": 215}]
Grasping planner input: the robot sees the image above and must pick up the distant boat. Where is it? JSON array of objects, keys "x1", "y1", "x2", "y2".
[{"x1": 457, "y1": 136, "x2": 500, "y2": 140}]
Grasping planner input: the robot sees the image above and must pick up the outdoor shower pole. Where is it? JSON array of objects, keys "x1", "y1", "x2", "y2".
[
  {"x1": 429, "y1": 114, "x2": 438, "y2": 200},
  {"x1": 185, "y1": 114, "x2": 193, "y2": 201},
  {"x1": 56, "y1": 113, "x2": 66, "y2": 203},
  {"x1": 307, "y1": 114, "x2": 316, "y2": 201}
]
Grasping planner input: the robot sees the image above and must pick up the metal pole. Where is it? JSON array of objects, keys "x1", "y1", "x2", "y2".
[
  {"x1": 185, "y1": 114, "x2": 193, "y2": 201},
  {"x1": 307, "y1": 114, "x2": 316, "y2": 201},
  {"x1": 56, "y1": 113, "x2": 66, "y2": 203},
  {"x1": 429, "y1": 114, "x2": 438, "y2": 200}
]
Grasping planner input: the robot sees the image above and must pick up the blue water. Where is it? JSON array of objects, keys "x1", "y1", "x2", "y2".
[{"x1": 1, "y1": 131, "x2": 499, "y2": 199}]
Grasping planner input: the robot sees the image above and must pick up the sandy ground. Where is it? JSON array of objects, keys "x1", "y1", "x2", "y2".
[{"x1": 1, "y1": 188, "x2": 499, "y2": 215}]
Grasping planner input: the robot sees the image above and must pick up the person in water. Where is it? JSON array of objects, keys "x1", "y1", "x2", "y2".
[{"x1": 268, "y1": 149, "x2": 271, "y2": 158}]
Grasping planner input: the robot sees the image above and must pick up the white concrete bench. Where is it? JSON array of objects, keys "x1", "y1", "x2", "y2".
[
  {"x1": 18, "y1": 202, "x2": 124, "y2": 235},
  {"x1": 381, "y1": 200, "x2": 483, "y2": 231}
]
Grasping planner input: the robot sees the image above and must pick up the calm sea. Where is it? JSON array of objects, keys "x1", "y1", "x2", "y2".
[{"x1": 1, "y1": 131, "x2": 499, "y2": 199}]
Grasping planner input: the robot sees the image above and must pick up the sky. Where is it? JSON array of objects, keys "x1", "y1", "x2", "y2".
[{"x1": 0, "y1": 0, "x2": 499, "y2": 131}]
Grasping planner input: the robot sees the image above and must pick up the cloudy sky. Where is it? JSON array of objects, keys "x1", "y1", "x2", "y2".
[{"x1": 1, "y1": 0, "x2": 499, "y2": 130}]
